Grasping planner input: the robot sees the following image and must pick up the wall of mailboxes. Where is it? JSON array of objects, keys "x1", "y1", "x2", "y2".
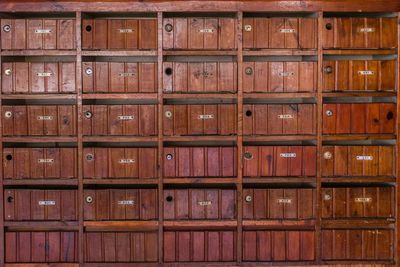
[{"x1": 0, "y1": 11, "x2": 397, "y2": 265}]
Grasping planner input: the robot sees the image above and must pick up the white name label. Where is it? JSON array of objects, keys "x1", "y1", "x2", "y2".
[
  {"x1": 356, "y1": 156, "x2": 373, "y2": 160},
  {"x1": 37, "y1": 116, "x2": 53, "y2": 120},
  {"x1": 279, "y1": 72, "x2": 295, "y2": 76},
  {"x1": 199, "y1": 114, "x2": 214, "y2": 119},
  {"x1": 119, "y1": 29, "x2": 134, "y2": 33},
  {"x1": 198, "y1": 201, "x2": 212, "y2": 206},
  {"x1": 37, "y1": 73, "x2": 52, "y2": 77},
  {"x1": 360, "y1": 28, "x2": 375, "y2": 32},
  {"x1": 119, "y1": 159, "x2": 135, "y2": 163},
  {"x1": 355, "y1": 197, "x2": 372, "y2": 202},
  {"x1": 119, "y1": 73, "x2": 135, "y2": 77},
  {"x1": 118, "y1": 200, "x2": 134, "y2": 205},
  {"x1": 280, "y1": 29, "x2": 295, "y2": 33},
  {"x1": 280, "y1": 153, "x2": 296, "y2": 158},
  {"x1": 118, "y1": 116, "x2": 134, "y2": 120},
  {"x1": 278, "y1": 199, "x2": 292, "y2": 203},
  {"x1": 35, "y1": 29, "x2": 52, "y2": 34},
  {"x1": 358, "y1": 71, "x2": 374, "y2": 75},
  {"x1": 278, "y1": 114, "x2": 294, "y2": 119},
  {"x1": 199, "y1": 29, "x2": 213, "y2": 33},
  {"x1": 38, "y1": 159, "x2": 54, "y2": 163},
  {"x1": 39, "y1": 201, "x2": 55, "y2": 205}
]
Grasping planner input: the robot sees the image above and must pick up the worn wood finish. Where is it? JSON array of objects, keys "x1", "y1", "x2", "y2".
[{"x1": 0, "y1": 2, "x2": 398, "y2": 266}]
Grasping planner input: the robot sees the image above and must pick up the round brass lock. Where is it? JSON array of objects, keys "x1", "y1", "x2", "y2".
[
  {"x1": 165, "y1": 23, "x2": 173, "y2": 32},
  {"x1": 4, "y1": 69, "x2": 12, "y2": 76},
  {"x1": 324, "y1": 66, "x2": 333, "y2": 74},
  {"x1": 244, "y1": 152, "x2": 252, "y2": 160},
  {"x1": 245, "y1": 67, "x2": 253, "y2": 75},
  {"x1": 244, "y1": 25, "x2": 252, "y2": 32},
  {"x1": 245, "y1": 195, "x2": 252, "y2": 202},
  {"x1": 323, "y1": 151, "x2": 332, "y2": 160},
  {"x1": 4, "y1": 111, "x2": 12, "y2": 118},
  {"x1": 85, "y1": 68, "x2": 93, "y2": 75},
  {"x1": 3, "y1": 24, "x2": 10, "y2": 32},
  {"x1": 326, "y1": 110, "x2": 333, "y2": 117},
  {"x1": 85, "y1": 111, "x2": 92, "y2": 119},
  {"x1": 165, "y1": 111, "x2": 173, "y2": 118},
  {"x1": 85, "y1": 153, "x2": 94, "y2": 162},
  {"x1": 166, "y1": 154, "x2": 173, "y2": 160},
  {"x1": 86, "y1": 196, "x2": 93, "y2": 203}
]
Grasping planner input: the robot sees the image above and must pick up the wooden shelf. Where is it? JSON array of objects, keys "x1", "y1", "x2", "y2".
[
  {"x1": 82, "y1": 93, "x2": 158, "y2": 99},
  {"x1": 321, "y1": 218, "x2": 395, "y2": 229},
  {"x1": 163, "y1": 178, "x2": 238, "y2": 184},
  {"x1": 83, "y1": 136, "x2": 158, "y2": 143},
  {"x1": 4, "y1": 221, "x2": 79, "y2": 231},
  {"x1": 163, "y1": 135, "x2": 237, "y2": 142},
  {"x1": 163, "y1": 50, "x2": 237, "y2": 56},
  {"x1": 323, "y1": 91, "x2": 397, "y2": 97},
  {"x1": 83, "y1": 179, "x2": 158, "y2": 185},
  {"x1": 1, "y1": 50, "x2": 77, "y2": 56},
  {"x1": 323, "y1": 49, "x2": 397, "y2": 55},
  {"x1": 322, "y1": 134, "x2": 396, "y2": 141},
  {"x1": 322, "y1": 177, "x2": 396, "y2": 184},
  {"x1": 2, "y1": 136, "x2": 78, "y2": 143},
  {"x1": 81, "y1": 50, "x2": 157, "y2": 56},
  {"x1": 3, "y1": 179, "x2": 78, "y2": 186},
  {"x1": 244, "y1": 92, "x2": 317, "y2": 99},
  {"x1": 243, "y1": 49, "x2": 318, "y2": 56},
  {"x1": 163, "y1": 220, "x2": 237, "y2": 230},
  {"x1": 243, "y1": 178, "x2": 316, "y2": 184},
  {"x1": 84, "y1": 221, "x2": 158, "y2": 232},
  {"x1": 243, "y1": 135, "x2": 316, "y2": 142},
  {"x1": 163, "y1": 93, "x2": 237, "y2": 99},
  {"x1": 242, "y1": 219, "x2": 316, "y2": 230},
  {"x1": 2, "y1": 94, "x2": 77, "y2": 100}
]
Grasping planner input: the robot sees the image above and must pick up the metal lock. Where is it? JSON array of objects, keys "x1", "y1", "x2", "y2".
[
  {"x1": 3, "y1": 24, "x2": 10, "y2": 32},
  {"x1": 85, "y1": 25, "x2": 92, "y2": 32},
  {"x1": 4, "y1": 69, "x2": 12, "y2": 76},
  {"x1": 165, "y1": 111, "x2": 173, "y2": 118},
  {"x1": 326, "y1": 110, "x2": 333, "y2": 117},
  {"x1": 85, "y1": 68, "x2": 93, "y2": 75},
  {"x1": 244, "y1": 152, "x2": 252, "y2": 159},
  {"x1": 85, "y1": 111, "x2": 92, "y2": 119},
  {"x1": 323, "y1": 151, "x2": 332, "y2": 160},
  {"x1": 86, "y1": 196, "x2": 93, "y2": 203},
  {"x1": 245, "y1": 67, "x2": 253, "y2": 75},
  {"x1": 85, "y1": 153, "x2": 94, "y2": 162},
  {"x1": 245, "y1": 195, "x2": 252, "y2": 202},
  {"x1": 5, "y1": 154, "x2": 12, "y2": 161},
  {"x1": 244, "y1": 25, "x2": 252, "y2": 32},
  {"x1": 166, "y1": 195, "x2": 173, "y2": 202},
  {"x1": 324, "y1": 66, "x2": 333, "y2": 74},
  {"x1": 166, "y1": 154, "x2": 173, "y2": 160},
  {"x1": 165, "y1": 67, "x2": 173, "y2": 75},
  {"x1": 325, "y1": 23, "x2": 332, "y2": 30},
  {"x1": 165, "y1": 23, "x2": 173, "y2": 32},
  {"x1": 4, "y1": 111, "x2": 12, "y2": 118}
]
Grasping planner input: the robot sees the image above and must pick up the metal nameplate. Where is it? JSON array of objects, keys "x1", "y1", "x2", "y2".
[
  {"x1": 118, "y1": 200, "x2": 134, "y2": 205},
  {"x1": 199, "y1": 114, "x2": 214, "y2": 119},
  {"x1": 278, "y1": 114, "x2": 294, "y2": 119},
  {"x1": 119, "y1": 159, "x2": 135, "y2": 163},
  {"x1": 118, "y1": 115, "x2": 134, "y2": 120},
  {"x1": 39, "y1": 201, "x2": 55, "y2": 205},
  {"x1": 280, "y1": 153, "x2": 296, "y2": 158},
  {"x1": 37, "y1": 73, "x2": 52, "y2": 77},
  {"x1": 355, "y1": 197, "x2": 372, "y2": 202},
  {"x1": 35, "y1": 29, "x2": 52, "y2": 34},
  {"x1": 198, "y1": 201, "x2": 212, "y2": 206},
  {"x1": 356, "y1": 156, "x2": 373, "y2": 160},
  {"x1": 119, "y1": 73, "x2": 135, "y2": 77},
  {"x1": 119, "y1": 29, "x2": 134, "y2": 33},
  {"x1": 38, "y1": 159, "x2": 54, "y2": 163},
  {"x1": 37, "y1": 116, "x2": 53, "y2": 120},
  {"x1": 277, "y1": 199, "x2": 292, "y2": 203},
  {"x1": 279, "y1": 72, "x2": 294, "y2": 76},
  {"x1": 360, "y1": 28, "x2": 375, "y2": 32},
  {"x1": 199, "y1": 29, "x2": 213, "y2": 33},
  {"x1": 358, "y1": 71, "x2": 374, "y2": 75},
  {"x1": 280, "y1": 29, "x2": 295, "y2": 33}
]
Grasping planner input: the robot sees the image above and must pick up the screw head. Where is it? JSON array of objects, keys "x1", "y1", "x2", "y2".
[
  {"x1": 166, "y1": 154, "x2": 173, "y2": 160},
  {"x1": 245, "y1": 67, "x2": 253, "y2": 75},
  {"x1": 323, "y1": 151, "x2": 332, "y2": 160},
  {"x1": 86, "y1": 153, "x2": 94, "y2": 162},
  {"x1": 4, "y1": 111, "x2": 12, "y2": 118},
  {"x1": 4, "y1": 69, "x2": 12, "y2": 76},
  {"x1": 324, "y1": 66, "x2": 333, "y2": 74},
  {"x1": 245, "y1": 195, "x2": 252, "y2": 202},
  {"x1": 244, "y1": 25, "x2": 252, "y2": 32},
  {"x1": 165, "y1": 111, "x2": 173, "y2": 118},
  {"x1": 244, "y1": 152, "x2": 252, "y2": 159},
  {"x1": 86, "y1": 196, "x2": 93, "y2": 203},
  {"x1": 165, "y1": 23, "x2": 173, "y2": 32},
  {"x1": 85, "y1": 111, "x2": 92, "y2": 119},
  {"x1": 326, "y1": 110, "x2": 333, "y2": 117},
  {"x1": 3, "y1": 25, "x2": 10, "y2": 32},
  {"x1": 85, "y1": 68, "x2": 93, "y2": 75}
]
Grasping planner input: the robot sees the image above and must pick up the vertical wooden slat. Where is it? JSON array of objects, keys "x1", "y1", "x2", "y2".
[
  {"x1": 396, "y1": 10, "x2": 400, "y2": 266},
  {"x1": 0, "y1": 18, "x2": 4, "y2": 267}
]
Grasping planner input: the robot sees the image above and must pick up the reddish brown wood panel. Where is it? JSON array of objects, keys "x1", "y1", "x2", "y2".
[
  {"x1": 84, "y1": 232, "x2": 158, "y2": 262},
  {"x1": 321, "y1": 229, "x2": 394, "y2": 260},
  {"x1": 2, "y1": 61, "x2": 77, "y2": 94},
  {"x1": 1, "y1": 19, "x2": 76, "y2": 50},
  {"x1": 164, "y1": 231, "x2": 237, "y2": 262},
  {"x1": 84, "y1": 189, "x2": 158, "y2": 220},
  {"x1": 2, "y1": 105, "x2": 77, "y2": 136},
  {"x1": 243, "y1": 61, "x2": 317, "y2": 93},
  {"x1": 3, "y1": 148, "x2": 77, "y2": 179},
  {"x1": 83, "y1": 104, "x2": 157, "y2": 136},
  {"x1": 243, "y1": 146, "x2": 317, "y2": 177},
  {"x1": 163, "y1": 189, "x2": 236, "y2": 220},
  {"x1": 82, "y1": 19, "x2": 157, "y2": 50},
  {"x1": 321, "y1": 145, "x2": 396, "y2": 177},
  {"x1": 242, "y1": 230, "x2": 315, "y2": 261},
  {"x1": 163, "y1": 104, "x2": 237, "y2": 135},
  {"x1": 5, "y1": 231, "x2": 79, "y2": 263},
  {"x1": 243, "y1": 104, "x2": 316, "y2": 135},
  {"x1": 321, "y1": 186, "x2": 395, "y2": 219},
  {"x1": 4, "y1": 189, "x2": 78, "y2": 221},
  {"x1": 243, "y1": 17, "x2": 317, "y2": 49},
  {"x1": 82, "y1": 62, "x2": 158, "y2": 93},
  {"x1": 163, "y1": 17, "x2": 237, "y2": 50},
  {"x1": 163, "y1": 146, "x2": 237, "y2": 178},
  {"x1": 323, "y1": 103, "x2": 396, "y2": 134},
  {"x1": 83, "y1": 147, "x2": 157, "y2": 179},
  {"x1": 322, "y1": 17, "x2": 397, "y2": 49},
  {"x1": 322, "y1": 60, "x2": 397, "y2": 91},
  {"x1": 163, "y1": 61, "x2": 237, "y2": 93},
  {"x1": 243, "y1": 188, "x2": 316, "y2": 220}
]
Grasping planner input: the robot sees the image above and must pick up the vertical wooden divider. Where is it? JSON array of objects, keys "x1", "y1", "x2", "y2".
[
  {"x1": 76, "y1": 11, "x2": 84, "y2": 265},
  {"x1": 0, "y1": 24, "x2": 4, "y2": 266},
  {"x1": 316, "y1": 11, "x2": 323, "y2": 264},
  {"x1": 237, "y1": 10, "x2": 243, "y2": 265},
  {"x1": 157, "y1": 11, "x2": 164, "y2": 264},
  {"x1": 396, "y1": 11, "x2": 400, "y2": 266}
]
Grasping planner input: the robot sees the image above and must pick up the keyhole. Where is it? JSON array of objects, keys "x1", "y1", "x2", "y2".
[
  {"x1": 326, "y1": 23, "x2": 332, "y2": 30},
  {"x1": 246, "y1": 110, "x2": 252, "y2": 117},
  {"x1": 166, "y1": 196, "x2": 173, "y2": 202},
  {"x1": 85, "y1": 25, "x2": 92, "y2": 32},
  {"x1": 6, "y1": 154, "x2": 12, "y2": 161},
  {"x1": 165, "y1": 67, "x2": 172, "y2": 75},
  {"x1": 387, "y1": 111, "x2": 394, "y2": 120},
  {"x1": 7, "y1": 196, "x2": 13, "y2": 202}
]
